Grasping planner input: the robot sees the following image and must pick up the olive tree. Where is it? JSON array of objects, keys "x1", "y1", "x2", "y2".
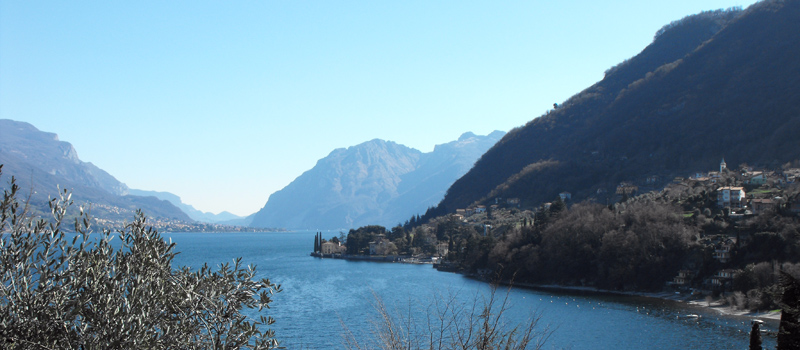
[{"x1": 0, "y1": 166, "x2": 281, "y2": 349}]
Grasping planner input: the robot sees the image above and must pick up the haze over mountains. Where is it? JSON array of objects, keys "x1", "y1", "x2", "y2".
[
  {"x1": 4, "y1": 1, "x2": 798, "y2": 232},
  {"x1": 429, "y1": 1, "x2": 800, "y2": 218},
  {"x1": 0, "y1": 118, "x2": 501, "y2": 230},
  {"x1": 0, "y1": 119, "x2": 192, "y2": 223},
  {"x1": 127, "y1": 189, "x2": 245, "y2": 224},
  {"x1": 250, "y1": 131, "x2": 505, "y2": 230}
]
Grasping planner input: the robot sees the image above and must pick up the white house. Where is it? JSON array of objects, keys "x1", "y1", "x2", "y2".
[{"x1": 717, "y1": 187, "x2": 745, "y2": 208}]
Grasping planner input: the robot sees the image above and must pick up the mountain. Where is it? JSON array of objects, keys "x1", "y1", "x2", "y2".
[
  {"x1": 0, "y1": 119, "x2": 192, "y2": 223},
  {"x1": 432, "y1": 1, "x2": 800, "y2": 215},
  {"x1": 128, "y1": 189, "x2": 244, "y2": 223},
  {"x1": 0, "y1": 119, "x2": 129, "y2": 196},
  {"x1": 250, "y1": 131, "x2": 505, "y2": 230}
]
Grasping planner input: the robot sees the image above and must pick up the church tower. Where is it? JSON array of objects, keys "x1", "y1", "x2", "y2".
[{"x1": 720, "y1": 158, "x2": 727, "y2": 172}]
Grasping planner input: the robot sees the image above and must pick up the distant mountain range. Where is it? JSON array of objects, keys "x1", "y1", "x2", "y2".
[
  {"x1": 127, "y1": 189, "x2": 244, "y2": 223},
  {"x1": 0, "y1": 118, "x2": 501, "y2": 230},
  {"x1": 430, "y1": 1, "x2": 800, "y2": 217},
  {"x1": 0, "y1": 119, "x2": 193, "y2": 223},
  {"x1": 11, "y1": 2, "x2": 792, "y2": 232},
  {"x1": 250, "y1": 131, "x2": 505, "y2": 230}
]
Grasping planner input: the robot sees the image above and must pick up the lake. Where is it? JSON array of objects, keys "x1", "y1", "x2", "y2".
[{"x1": 167, "y1": 230, "x2": 778, "y2": 349}]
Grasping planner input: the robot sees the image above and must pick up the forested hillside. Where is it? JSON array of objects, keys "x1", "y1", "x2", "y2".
[{"x1": 434, "y1": 1, "x2": 800, "y2": 216}]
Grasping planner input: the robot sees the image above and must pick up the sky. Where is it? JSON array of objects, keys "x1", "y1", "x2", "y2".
[{"x1": 0, "y1": 0, "x2": 760, "y2": 217}]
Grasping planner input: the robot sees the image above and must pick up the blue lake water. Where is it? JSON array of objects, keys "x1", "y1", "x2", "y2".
[{"x1": 166, "y1": 231, "x2": 778, "y2": 349}]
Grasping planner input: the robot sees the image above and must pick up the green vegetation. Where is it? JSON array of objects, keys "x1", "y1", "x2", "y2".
[{"x1": 0, "y1": 166, "x2": 281, "y2": 349}]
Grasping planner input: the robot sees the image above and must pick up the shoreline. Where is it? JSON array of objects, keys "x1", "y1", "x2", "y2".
[
  {"x1": 504, "y1": 281, "x2": 781, "y2": 321},
  {"x1": 312, "y1": 253, "x2": 782, "y2": 322},
  {"x1": 310, "y1": 252, "x2": 438, "y2": 264}
]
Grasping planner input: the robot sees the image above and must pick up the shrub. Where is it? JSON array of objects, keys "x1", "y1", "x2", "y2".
[
  {"x1": 343, "y1": 282, "x2": 551, "y2": 350},
  {"x1": 0, "y1": 166, "x2": 281, "y2": 349}
]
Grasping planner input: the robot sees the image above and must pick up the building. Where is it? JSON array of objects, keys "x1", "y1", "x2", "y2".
[
  {"x1": 436, "y1": 242, "x2": 449, "y2": 257},
  {"x1": 713, "y1": 238, "x2": 736, "y2": 263},
  {"x1": 745, "y1": 172, "x2": 768, "y2": 185},
  {"x1": 717, "y1": 187, "x2": 745, "y2": 208},
  {"x1": 791, "y1": 196, "x2": 800, "y2": 215},
  {"x1": 710, "y1": 269, "x2": 737, "y2": 286},
  {"x1": 615, "y1": 183, "x2": 638, "y2": 195},
  {"x1": 673, "y1": 270, "x2": 695, "y2": 286},
  {"x1": 559, "y1": 192, "x2": 572, "y2": 201},
  {"x1": 321, "y1": 241, "x2": 346, "y2": 255},
  {"x1": 750, "y1": 198, "x2": 775, "y2": 215},
  {"x1": 785, "y1": 168, "x2": 800, "y2": 183}
]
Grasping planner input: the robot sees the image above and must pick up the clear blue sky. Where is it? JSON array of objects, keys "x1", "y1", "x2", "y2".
[{"x1": 0, "y1": 0, "x2": 759, "y2": 216}]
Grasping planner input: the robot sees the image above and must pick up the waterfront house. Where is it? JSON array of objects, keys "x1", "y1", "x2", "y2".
[
  {"x1": 672, "y1": 270, "x2": 695, "y2": 286},
  {"x1": 710, "y1": 269, "x2": 737, "y2": 286},
  {"x1": 321, "y1": 241, "x2": 346, "y2": 255},
  {"x1": 436, "y1": 242, "x2": 449, "y2": 257}
]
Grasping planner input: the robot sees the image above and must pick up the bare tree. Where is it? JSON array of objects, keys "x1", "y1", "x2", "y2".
[{"x1": 343, "y1": 282, "x2": 552, "y2": 350}]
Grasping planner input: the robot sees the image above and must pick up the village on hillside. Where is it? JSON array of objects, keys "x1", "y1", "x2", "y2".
[{"x1": 312, "y1": 159, "x2": 800, "y2": 307}]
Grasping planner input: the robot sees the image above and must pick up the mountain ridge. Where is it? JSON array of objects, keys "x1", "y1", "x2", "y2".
[
  {"x1": 432, "y1": 1, "x2": 800, "y2": 215},
  {"x1": 251, "y1": 131, "x2": 504, "y2": 230},
  {"x1": 0, "y1": 119, "x2": 193, "y2": 224}
]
